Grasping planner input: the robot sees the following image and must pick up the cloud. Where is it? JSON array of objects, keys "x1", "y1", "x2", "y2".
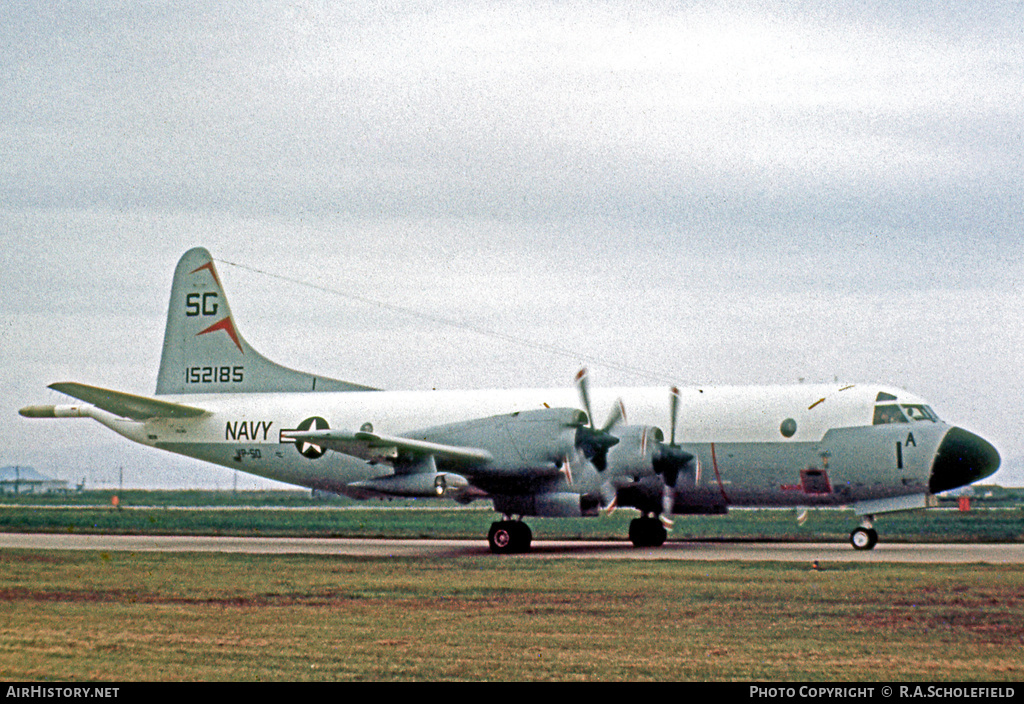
[{"x1": 3, "y1": 1, "x2": 1021, "y2": 228}]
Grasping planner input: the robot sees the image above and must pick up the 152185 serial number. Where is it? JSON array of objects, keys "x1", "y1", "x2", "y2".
[{"x1": 185, "y1": 365, "x2": 244, "y2": 384}]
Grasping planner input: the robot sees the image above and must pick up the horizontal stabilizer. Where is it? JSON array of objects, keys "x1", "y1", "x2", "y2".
[
  {"x1": 282, "y1": 428, "x2": 492, "y2": 468},
  {"x1": 49, "y1": 382, "x2": 207, "y2": 421}
]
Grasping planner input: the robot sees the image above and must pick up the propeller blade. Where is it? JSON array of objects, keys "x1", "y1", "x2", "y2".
[
  {"x1": 661, "y1": 388, "x2": 683, "y2": 528},
  {"x1": 600, "y1": 481, "x2": 618, "y2": 514},
  {"x1": 669, "y1": 386, "x2": 680, "y2": 446},
  {"x1": 601, "y1": 398, "x2": 626, "y2": 433},
  {"x1": 575, "y1": 368, "x2": 595, "y2": 428},
  {"x1": 600, "y1": 475, "x2": 637, "y2": 515},
  {"x1": 660, "y1": 462, "x2": 677, "y2": 528}
]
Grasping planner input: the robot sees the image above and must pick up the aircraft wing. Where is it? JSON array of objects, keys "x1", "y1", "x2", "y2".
[
  {"x1": 285, "y1": 408, "x2": 586, "y2": 502},
  {"x1": 282, "y1": 428, "x2": 493, "y2": 468},
  {"x1": 47, "y1": 382, "x2": 207, "y2": 420}
]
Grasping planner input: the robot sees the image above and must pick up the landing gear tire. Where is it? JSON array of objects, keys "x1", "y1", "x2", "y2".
[
  {"x1": 629, "y1": 517, "x2": 667, "y2": 548},
  {"x1": 488, "y1": 520, "x2": 533, "y2": 554},
  {"x1": 850, "y1": 527, "x2": 878, "y2": 551}
]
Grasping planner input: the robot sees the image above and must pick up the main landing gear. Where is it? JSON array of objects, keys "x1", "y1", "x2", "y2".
[
  {"x1": 488, "y1": 519, "x2": 533, "y2": 554},
  {"x1": 488, "y1": 515, "x2": 669, "y2": 553},
  {"x1": 629, "y1": 515, "x2": 667, "y2": 548},
  {"x1": 850, "y1": 516, "x2": 879, "y2": 550}
]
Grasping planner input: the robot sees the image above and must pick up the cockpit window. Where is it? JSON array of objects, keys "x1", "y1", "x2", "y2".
[
  {"x1": 902, "y1": 404, "x2": 939, "y2": 422},
  {"x1": 873, "y1": 404, "x2": 908, "y2": 425}
]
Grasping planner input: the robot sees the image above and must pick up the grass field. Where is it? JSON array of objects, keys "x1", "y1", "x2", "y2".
[
  {"x1": 1, "y1": 500, "x2": 1021, "y2": 545},
  {"x1": 1, "y1": 491, "x2": 1022, "y2": 681},
  {"x1": 0, "y1": 550, "x2": 1021, "y2": 681}
]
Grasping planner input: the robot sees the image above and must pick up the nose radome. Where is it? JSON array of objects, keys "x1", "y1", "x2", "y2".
[{"x1": 929, "y1": 427, "x2": 1001, "y2": 494}]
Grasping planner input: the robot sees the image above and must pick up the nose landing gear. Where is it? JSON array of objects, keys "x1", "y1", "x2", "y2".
[{"x1": 850, "y1": 516, "x2": 878, "y2": 550}]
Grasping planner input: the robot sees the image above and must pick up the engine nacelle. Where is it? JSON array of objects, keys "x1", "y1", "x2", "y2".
[
  {"x1": 602, "y1": 425, "x2": 710, "y2": 514},
  {"x1": 493, "y1": 491, "x2": 601, "y2": 518},
  {"x1": 348, "y1": 471, "x2": 469, "y2": 498},
  {"x1": 604, "y1": 425, "x2": 664, "y2": 478}
]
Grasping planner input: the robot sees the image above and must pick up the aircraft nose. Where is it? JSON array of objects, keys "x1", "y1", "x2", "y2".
[{"x1": 929, "y1": 427, "x2": 1001, "y2": 494}]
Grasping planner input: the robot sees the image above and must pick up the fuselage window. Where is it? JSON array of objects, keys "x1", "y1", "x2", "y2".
[
  {"x1": 873, "y1": 404, "x2": 908, "y2": 425},
  {"x1": 902, "y1": 404, "x2": 939, "y2": 422}
]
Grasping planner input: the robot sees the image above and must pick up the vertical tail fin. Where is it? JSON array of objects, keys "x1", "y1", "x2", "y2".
[{"x1": 155, "y1": 247, "x2": 375, "y2": 395}]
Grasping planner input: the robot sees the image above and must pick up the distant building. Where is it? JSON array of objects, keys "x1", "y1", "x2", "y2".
[{"x1": 0, "y1": 466, "x2": 69, "y2": 494}]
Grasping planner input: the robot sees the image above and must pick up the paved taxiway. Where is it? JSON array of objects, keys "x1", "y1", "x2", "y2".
[{"x1": 0, "y1": 533, "x2": 1020, "y2": 563}]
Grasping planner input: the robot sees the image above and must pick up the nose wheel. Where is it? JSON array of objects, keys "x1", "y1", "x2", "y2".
[{"x1": 850, "y1": 525, "x2": 878, "y2": 551}]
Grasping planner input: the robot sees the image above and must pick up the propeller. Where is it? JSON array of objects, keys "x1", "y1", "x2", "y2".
[
  {"x1": 653, "y1": 387, "x2": 693, "y2": 527},
  {"x1": 573, "y1": 368, "x2": 624, "y2": 472}
]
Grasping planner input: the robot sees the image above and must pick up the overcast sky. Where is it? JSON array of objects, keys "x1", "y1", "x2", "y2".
[{"x1": 2, "y1": 1, "x2": 1022, "y2": 489}]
